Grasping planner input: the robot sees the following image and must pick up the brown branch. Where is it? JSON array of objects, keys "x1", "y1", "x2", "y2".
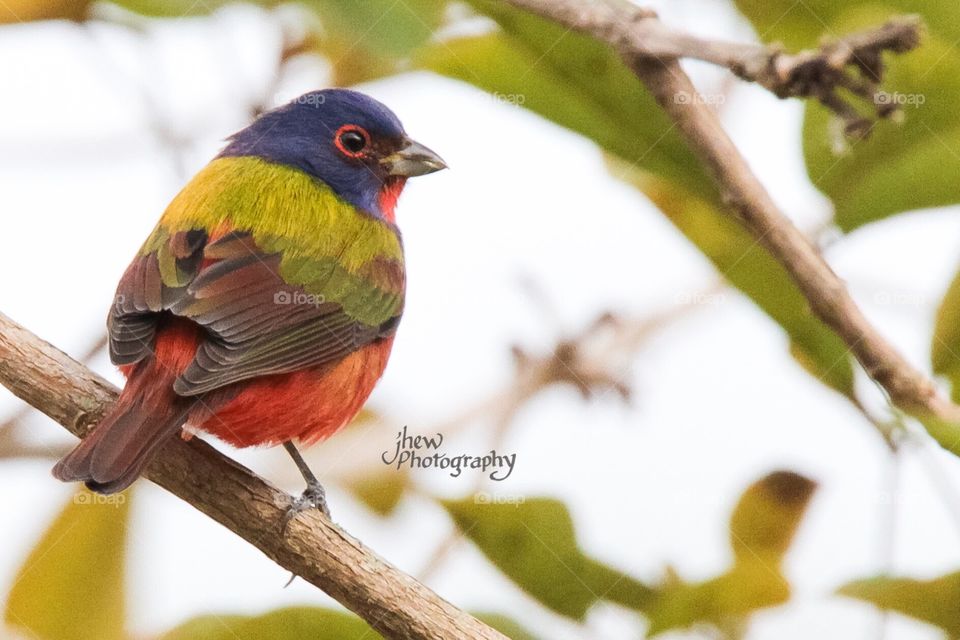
[
  {"x1": 0, "y1": 331, "x2": 106, "y2": 460},
  {"x1": 0, "y1": 312, "x2": 506, "y2": 640},
  {"x1": 501, "y1": 0, "x2": 920, "y2": 136},
  {"x1": 503, "y1": 0, "x2": 960, "y2": 450}
]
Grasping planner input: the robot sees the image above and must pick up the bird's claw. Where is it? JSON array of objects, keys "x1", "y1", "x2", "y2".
[{"x1": 281, "y1": 482, "x2": 331, "y2": 534}]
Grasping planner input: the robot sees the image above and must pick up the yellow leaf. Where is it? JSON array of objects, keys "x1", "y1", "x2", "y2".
[{"x1": 5, "y1": 488, "x2": 130, "y2": 640}]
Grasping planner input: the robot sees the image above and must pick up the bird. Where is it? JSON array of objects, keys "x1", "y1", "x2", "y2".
[{"x1": 53, "y1": 88, "x2": 446, "y2": 521}]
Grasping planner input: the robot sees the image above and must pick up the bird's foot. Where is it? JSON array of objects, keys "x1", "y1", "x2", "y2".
[{"x1": 281, "y1": 482, "x2": 331, "y2": 534}]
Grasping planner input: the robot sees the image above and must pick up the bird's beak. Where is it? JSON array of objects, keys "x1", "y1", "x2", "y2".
[{"x1": 381, "y1": 138, "x2": 447, "y2": 177}]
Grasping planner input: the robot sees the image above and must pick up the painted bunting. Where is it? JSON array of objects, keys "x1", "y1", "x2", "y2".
[{"x1": 53, "y1": 89, "x2": 446, "y2": 518}]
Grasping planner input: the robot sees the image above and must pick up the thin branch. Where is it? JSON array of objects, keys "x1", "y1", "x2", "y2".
[
  {"x1": 0, "y1": 312, "x2": 506, "y2": 640},
  {"x1": 503, "y1": 0, "x2": 921, "y2": 136},
  {"x1": 502, "y1": 0, "x2": 960, "y2": 450},
  {"x1": 0, "y1": 332, "x2": 107, "y2": 442},
  {"x1": 0, "y1": 332, "x2": 106, "y2": 461}
]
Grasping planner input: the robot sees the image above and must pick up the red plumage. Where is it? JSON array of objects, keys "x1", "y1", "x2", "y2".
[
  {"x1": 378, "y1": 176, "x2": 407, "y2": 223},
  {"x1": 52, "y1": 88, "x2": 446, "y2": 499},
  {"x1": 168, "y1": 323, "x2": 395, "y2": 447},
  {"x1": 55, "y1": 318, "x2": 393, "y2": 492}
]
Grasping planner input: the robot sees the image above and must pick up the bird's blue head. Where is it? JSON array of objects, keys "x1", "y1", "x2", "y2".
[{"x1": 219, "y1": 89, "x2": 446, "y2": 221}]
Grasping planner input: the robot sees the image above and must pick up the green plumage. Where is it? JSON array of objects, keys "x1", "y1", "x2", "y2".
[
  {"x1": 109, "y1": 156, "x2": 405, "y2": 396},
  {"x1": 144, "y1": 156, "x2": 404, "y2": 327}
]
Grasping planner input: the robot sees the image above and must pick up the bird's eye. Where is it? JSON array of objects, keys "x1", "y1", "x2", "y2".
[{"x1": 334, "y1": 125, "x2": 371, "y2": 158}]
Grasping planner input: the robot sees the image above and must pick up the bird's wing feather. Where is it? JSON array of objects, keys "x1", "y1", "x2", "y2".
[{"x1": 108, "y1": 226, "x2": 404, "y2": 397}]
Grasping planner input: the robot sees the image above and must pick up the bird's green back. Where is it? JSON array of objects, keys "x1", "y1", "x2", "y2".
[{"x1": 142, "y1": 156, "x2": 405, "y2": 326}]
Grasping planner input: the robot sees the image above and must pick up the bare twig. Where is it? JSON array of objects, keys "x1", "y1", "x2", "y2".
[
  {"x1": 502, "y1": 0, "x2": 960, "y2": 451},
  {"x1": 0, "y1": 312, "x2": 505, "y2": 640},
  {"x1": 502, "y1": 0, "x2": 921, "y2": 136}
]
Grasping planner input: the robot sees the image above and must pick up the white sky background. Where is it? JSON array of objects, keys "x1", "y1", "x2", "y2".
[{"x1": 1, "y1": 2, "x2": 960, "y2": 639}]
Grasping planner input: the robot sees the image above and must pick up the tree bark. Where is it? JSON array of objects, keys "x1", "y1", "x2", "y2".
[{"x1": 0, "y1": 312, "x2": 506, "y2": 640}]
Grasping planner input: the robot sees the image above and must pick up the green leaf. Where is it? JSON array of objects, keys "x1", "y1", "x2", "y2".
[
  {"x1": 729, "y1": 471, "x2": 818, "y2": 564},
  {"x1": 5, "y1": 488, "x2": 131, "y2": 640},
  {"x1": 442, "y1": 497, "x2": 655, "y2": 620},
  {"x1": 734, "y1": 1, "x2": 960, "y2": 232},
  {"x1": 158, "y1": 615, "x2": 249, "y2": 640},
  {"x1": 345, "y1": 469, "x2": 408, "y2": 516},
  {"x1": 933, "y1": 268, "x2": 960, "y2": 402},
  {"x1": 416, "y1": 10, "x2": 715, "y2": 201},
  {"x1": 165, "y1": 608, "x2": 538, "y2": 640},
  {"x1": 160, "y1": 607, "x2": 375, "y2": 640},
  {"x1": 928, "y1": 245, "x2": 960, "y2": 454},
  {"x1": 301, "y1": 0, "x2": 444, "y2": 57},
  {"x1": 472, "y1": 613, "x2": 541, "y2": 640},
  {"x1": 106, "y1": 0, "x2": 233, "y2": 17},
  {"x1": 646, "y1": 565, "x2": 789, "y2": 637},
  {"x1": 645, "y1": 471, "x2": 816, "y2": 637},
  {"x1": 839, "y1": 571, "x2": 960, "y2": 637},
  {"x1": 733, "y1": 1, "x2": 960, "y2": 48}
]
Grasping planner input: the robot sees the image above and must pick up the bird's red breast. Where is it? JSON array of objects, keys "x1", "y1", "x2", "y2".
[{"x1": 123, "y1": 319, "x2": 394, "y2": 448}]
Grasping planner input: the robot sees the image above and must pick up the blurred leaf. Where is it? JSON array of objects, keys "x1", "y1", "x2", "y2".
[
  {"x1": 106, "y1": 0, "x2": 233, "y2": 17},
  {"x1": 472, "y1": 613, "x2": 541, "y2": 640},
  {"x1": 105, "y1": 0, "x2": 441, "y2": 84},
  {"x1": 729, "y1": 470, "x2": 817, "y2": 564},
  {"x1": 933, "y1": 268, "x2": 960, "y2": 402},
  {"x1": 733, "y1": 0, "x2": 960, "y2": 48},
  {"x1": 5, "y1": 488, "x2": 130, "y2": 640},
  {"x1": 731, "y1": 0, "x2": 838, "y2": 50},
  {"x1": 346, "y1": 407, "x2": 379, "y2": 427},
  {"x1": 295, "y1": 0, "x2": 445, "y2": 84},
  {"x1": 158, "y1": 615, "x2": 248, "y2": 640},
  {"x1": 646, "y1": 564, "x2": 788, "y2": 637},
  {"x1": 302, "y1": 0, "x2": 444, "y2": 57},
  {"x1": 417, "y1": 9, "x2": 715, "y2": 201},
  {"x1": 442, "y1": 497, "x2": 655, "y2": 620},
  {"x1": 919, "y1": 265, "x2": 960, "y2": 453},
  {"x1": 628, "y1": 170, "x2": 856, "y2": 397},
  {"x1": 645, "y1": 471, "x2": 816, "y2": 637},
  {"x1": 345, "y1": 469, "x2": 408, "y2": 516},
  {"x1": 839, "y1": 571, "x2": 960, "y2": 637},
  {"x1": 160, "y1": 607, "x2": 375, "y2": 640},
  {"x1": 0, "y1": 0, "x2": 89, "y2": 22},
  {"x1": 915, "y1": 414, "x2": 960, "y2": 457},
  {"x1": 444, "y1": 475, "x2": 814, "y2": 636},
  {"x1": 734, "y1": 1, "x2": 960, "y2": 231},
  {"x1": 163, "y1": 608, "x2": 538, "y2": 640}
]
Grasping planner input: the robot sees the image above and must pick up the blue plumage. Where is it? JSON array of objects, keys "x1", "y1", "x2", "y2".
[{"x1": 220, "y1": 89, "x2": 407, "y2": 217}]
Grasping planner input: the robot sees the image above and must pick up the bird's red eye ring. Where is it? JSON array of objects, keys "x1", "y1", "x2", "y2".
[{"x1": 334, "y1": 125, "x2": 371, "y2": 158}]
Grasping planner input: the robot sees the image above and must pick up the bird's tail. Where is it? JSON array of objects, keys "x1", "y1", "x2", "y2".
[{"x1": 53, "y1": 363, "x2": 197, "y2": 495}]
